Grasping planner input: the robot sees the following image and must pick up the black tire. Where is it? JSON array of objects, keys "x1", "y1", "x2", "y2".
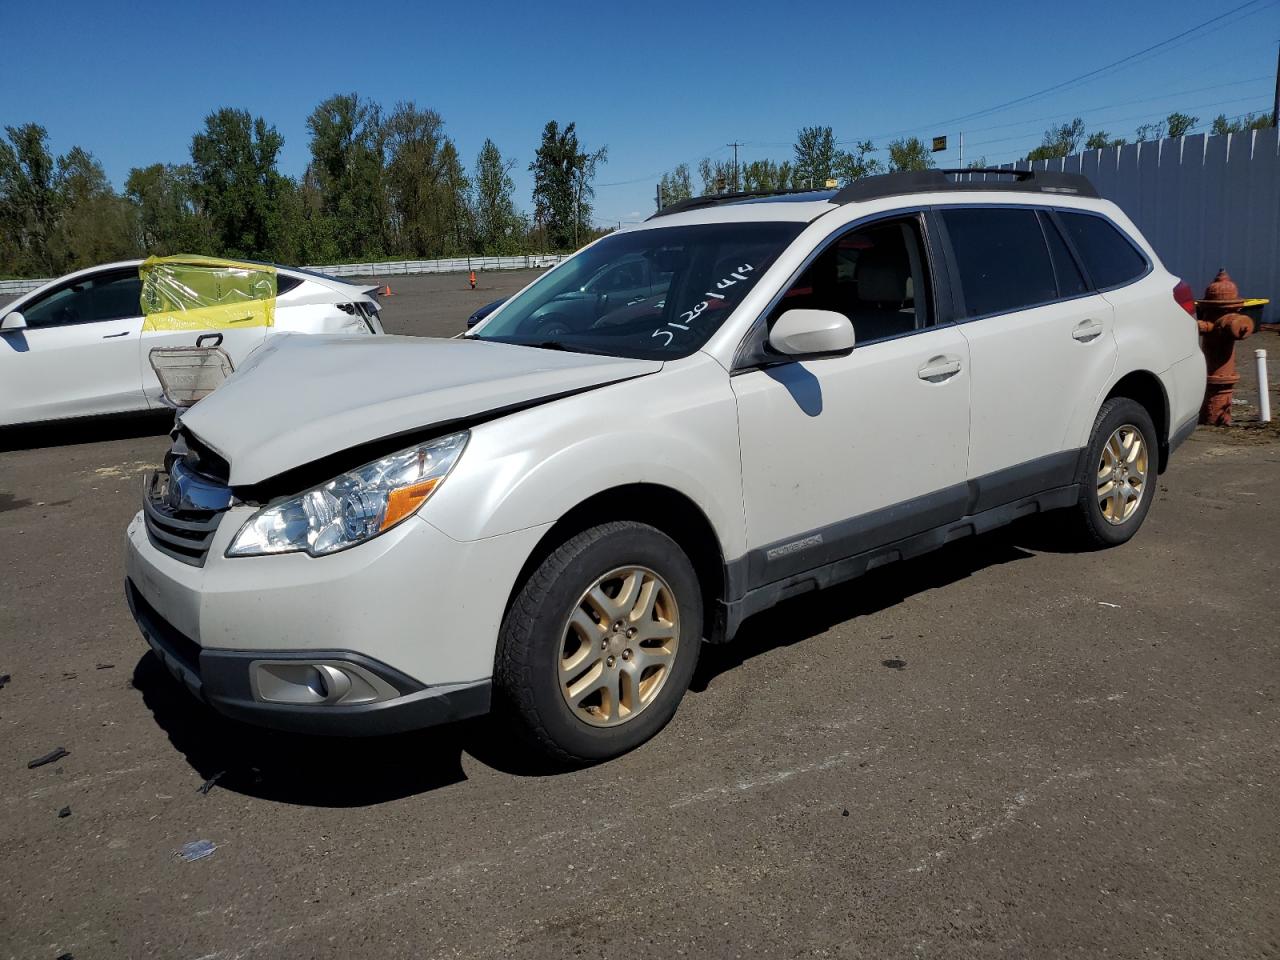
[
  {"x1": 494, "y1": 521, "x2": 702, "y2": 765},
  {"x1": 1058, "y1": 397, "x2": 1159, "y2": 550}
]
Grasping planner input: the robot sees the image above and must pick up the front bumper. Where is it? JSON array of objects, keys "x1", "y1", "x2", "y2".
[
  {"x1": 124, "y1": 502, "x2": 550, "y2": 736},
  {"x1": 126, "y1": 578, "x2": 490, "y2": 735}
]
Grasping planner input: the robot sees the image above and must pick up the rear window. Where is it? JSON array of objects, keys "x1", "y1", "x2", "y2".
[
  {"x1": 941, "y1": 208, "x2": 1057, "y2": 318},
  {"x1": 1057, "y1": 212, "x2": 1148, "y2": 289}
]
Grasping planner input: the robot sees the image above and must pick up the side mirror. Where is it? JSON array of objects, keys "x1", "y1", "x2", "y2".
[
  {"x1": 768, "y1": 309, "x2": 855, "y2": 358},
  {"x1": 1, "y1": 311, "x2": 27, "y2": 331}
]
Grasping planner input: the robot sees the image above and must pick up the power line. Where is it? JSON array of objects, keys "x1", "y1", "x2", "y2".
[{"x1": 900, "y1": 0, "x2": 1279, "y2": 133}]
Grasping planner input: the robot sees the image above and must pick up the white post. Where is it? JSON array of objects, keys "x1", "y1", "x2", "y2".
[{"x1": 1256, "y1": 349, "x2": 1271, "y2": 423}]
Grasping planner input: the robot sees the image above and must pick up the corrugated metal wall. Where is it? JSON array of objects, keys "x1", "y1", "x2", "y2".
[{"x1": 1002, "y1": 127, "x2": 1279, "y2": 322}]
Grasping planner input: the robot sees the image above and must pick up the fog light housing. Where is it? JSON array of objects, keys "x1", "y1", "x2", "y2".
[{"x1": 250, "y1": 660, "x2": 400, "y2": 706}]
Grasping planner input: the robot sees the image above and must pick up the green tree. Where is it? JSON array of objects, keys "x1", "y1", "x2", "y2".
[
  {"x1": 190, "y1": 108, "x2": 292, "y2": 260},
  {"x1": 306, "y1": 93, "x2": 388, "y2": 260},
  {"x1": 888, "y1": 136, "x2": 937, "y2": 171},
  {"x1": 1026, "y1": 118, "x2": 1085, "y2": 160},
  {"x1": 472, "y1": 139, "x2": 523, "y2": 254},
  {"x1": 793, "y1": 126, "x2": 839, "y2": 187},
  {"x1": 125, "y1": 163, "x2": 213, "y2": 255},
  {"x1": 739, "y1": 158, "x2": 794, "y2": 192},
  {"x1": 384, "y1": 101, "x2": 471, "y2": 257},
  {"x1": 1085, "y1": 131, "x2": 1126, "y2": 150},
  {"x1": 1165, "y1": 112, "x2": 1199, "y2": 138},
  {"x1": 0, "y1": 123, "x2": 61, "y2": 275},
  {"x1": 530, "y1": 121, "x2": 606, "y2": 251},
  {"x1": 833, "y1": 140, "x2": 883, "y2": 183},
  {"x1": 657, "y1": 162, "x2": 693, "y2": 208},
  {"x1": 51, "y1": 146, "x2": 139, "y2": 269},
  {"x1": 1210, "y1": 112, "x2": 1272, "y2": 135},
  {"x1": 1134, "y1": 120, "x2": 1165, "y2": 142},
  {"x1": 697, "y1": 156, "x2": 736, "y2": 195}
]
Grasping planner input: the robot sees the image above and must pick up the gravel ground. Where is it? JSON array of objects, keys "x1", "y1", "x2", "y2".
[{"x1": 1, "y1": 272, "x2": 1277, "y2": 959}]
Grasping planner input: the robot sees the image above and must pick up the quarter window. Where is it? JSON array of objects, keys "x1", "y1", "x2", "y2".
[
  {"x1": 941, "y1": 208, "x2": 1056, "y2": 318},
  {"x1": 770, "y1": 216, "x2": 932, "y2": 345},
  {"x1": 1057, "y1": 211, "x2": 1147, "y2": 289}
]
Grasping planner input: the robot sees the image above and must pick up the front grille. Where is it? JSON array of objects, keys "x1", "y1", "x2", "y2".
[{"x1": 142, "y1": 463, "x2": 231, "y2": 566}]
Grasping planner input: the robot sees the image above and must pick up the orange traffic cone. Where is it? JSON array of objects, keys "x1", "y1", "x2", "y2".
[
  {"x1": 468, "y1": 270, "x2": 476, "y2": 290},
  {"x1": 383, "y1": 284, "x2": 394, "y2": 296}
]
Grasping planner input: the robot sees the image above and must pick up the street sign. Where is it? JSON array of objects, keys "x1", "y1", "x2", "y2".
[
  {"x1": 931, "y1": 136, "x2": 947, "y2": 152},
  {"x1": 824, "y1": 178, "x2": 838, "y2": 188}
]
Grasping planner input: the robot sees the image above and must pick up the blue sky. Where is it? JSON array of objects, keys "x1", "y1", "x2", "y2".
[{"x1": 2, "y1": 0, "x2": 1276, "y2": 229}]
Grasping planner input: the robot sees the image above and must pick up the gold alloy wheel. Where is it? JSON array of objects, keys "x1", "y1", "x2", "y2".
[
  {"x1": 1096, "y1": 424, "x2": 1149, "y2": 525},
  {"x1": 558, "y1": 565, "x2": 680, "y2": 727}
]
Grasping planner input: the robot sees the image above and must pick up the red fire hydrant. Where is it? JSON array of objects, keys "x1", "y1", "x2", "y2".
[{"x1": 1196, "y1": 269, "x2": 1254, "y2": 426}]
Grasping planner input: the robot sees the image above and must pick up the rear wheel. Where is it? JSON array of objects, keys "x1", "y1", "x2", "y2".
[
  {"x1": 1059, "y1": 397, "x2": 1158, "y2": 549},
  {"x1": 495, "y1": 521, "x2": 702, "y2": 764}
]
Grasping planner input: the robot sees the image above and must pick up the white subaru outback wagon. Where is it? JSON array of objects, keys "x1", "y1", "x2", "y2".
[{"x1": 125, "y1": 169, "x2": 1206, "y2": 763}]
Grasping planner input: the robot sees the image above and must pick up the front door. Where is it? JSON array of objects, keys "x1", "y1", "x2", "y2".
[
  {"x1": 0, "y1": 269, "x2": 147, "y2": 426},
  {"x1": 732, "y1": 213, "x2": 972, "y2": 590}
]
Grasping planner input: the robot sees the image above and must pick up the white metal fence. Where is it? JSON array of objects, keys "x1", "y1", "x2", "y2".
[
  {"x1": 0, "y1": 253, "x2": 569, "y2": 299},
  {"x1": 995, "y1": 127, "x2": 1279, "y2": 323}
]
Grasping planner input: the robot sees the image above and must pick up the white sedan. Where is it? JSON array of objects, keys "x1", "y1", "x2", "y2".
[{"x1": 0, "y1": 260, "x2": 384, "y2": 426}]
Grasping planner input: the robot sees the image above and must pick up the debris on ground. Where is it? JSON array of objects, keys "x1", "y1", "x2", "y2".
[
  {"x1": 197, "y1": 771, "x2": 225, "y2": 796},
  {"x1": 95, "y1": 663, "x2": 114, "y2": 670},
  {"x1": 842, "y1": 809, "x2": 850, "y2": 817},
  {"x1": 1098, "y1": 601, "x2": 1121, "y2": 608},
  {"x1": 58, "y1": 806, "x2": 71, "y2": 818},
  {"x1": 28, "y1": 747, "x2": 70, "y2": 769},
  {"x1": 881, "y1": 659, "x2": 907, "y2": 670},
  {"x1": 176, "y1": 840, "x2": 216, "y2": 863},
  {"x1": 0, "y1": 673, "x2": 10, "y2": 690}
]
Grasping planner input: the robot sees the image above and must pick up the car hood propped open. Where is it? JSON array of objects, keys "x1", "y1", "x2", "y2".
[{"x1": 179, "y1": 334, "x2": 663, "y2": 485}]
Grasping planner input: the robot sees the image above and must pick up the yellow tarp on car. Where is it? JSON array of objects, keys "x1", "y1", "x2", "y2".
[{"x1": 140, "y1": 255, "x2": 277, "y2": 332}]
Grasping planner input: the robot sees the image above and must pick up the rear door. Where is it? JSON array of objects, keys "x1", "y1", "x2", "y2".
[
  {"x1": 0, "y1": 269, "x2": 146, "y2": 425},
  {"x1": 939, "y1": 206, "x2": 1117, "y2": 496}
]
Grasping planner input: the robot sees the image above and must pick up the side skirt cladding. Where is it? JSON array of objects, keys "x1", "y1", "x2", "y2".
[{"x1": 719, "y1": 449, "x2": 1084, "y2": 639}]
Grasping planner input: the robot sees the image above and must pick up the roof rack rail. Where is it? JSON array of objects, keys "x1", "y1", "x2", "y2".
[
  {"x1": 833, "y1": 168, "x2": 1098, "y2": 203},
  {"x1": 648, "y1": 187, "x2": 829, "y2": 220}
]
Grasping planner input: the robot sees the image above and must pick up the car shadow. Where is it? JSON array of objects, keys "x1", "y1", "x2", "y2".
[
  {"x1": 0, "y1": 411, "x2": 173, "y2": 452},
  {"x1": 131, "y1": 518, "x2": 1053, "y2": 806},
  {"x1": 691, "y1": 522, "x2": 1039, "y2": 691},
  {"x1": 131, "y1": 653, "x2": 556, "y2": 807}
]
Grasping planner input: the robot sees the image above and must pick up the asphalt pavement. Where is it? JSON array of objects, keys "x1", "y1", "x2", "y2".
[{"x1": 1, "y1": 272, "x2": 1277, "y2": 959}]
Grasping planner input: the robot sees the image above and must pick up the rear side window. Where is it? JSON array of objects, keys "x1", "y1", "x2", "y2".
[
  {"x1": 1057, "y1": 212, "x2": 1147, "y2": 289},
  {"x1": 941, "y1": 208, "x2": 1056, "y2": 318}
]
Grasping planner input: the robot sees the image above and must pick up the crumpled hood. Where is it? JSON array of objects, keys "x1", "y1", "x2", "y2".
[{"x1": 180, "y1": 334, "x2": 662, "y2": 484}]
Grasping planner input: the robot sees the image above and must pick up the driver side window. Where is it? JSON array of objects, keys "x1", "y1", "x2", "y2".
[
  {"x1": 22, "y1": 272, "x2": 142, "y2": 330},
  {"x1": 770, "y1": 215, "x2": 933, "y2": 345}
]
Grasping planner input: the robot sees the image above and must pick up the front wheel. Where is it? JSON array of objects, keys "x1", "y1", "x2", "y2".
[
  {"x1": 1059, "y1": 397, "x2": 1158, "y2": 549},
  {"x1": 495, "y1": 521, "x2": 702, "y2": 764}
]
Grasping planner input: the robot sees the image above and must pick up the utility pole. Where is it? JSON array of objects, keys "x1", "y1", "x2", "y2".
[
  {"x1": 959, "y1": 132, "x2": 964, "y2": 168},
  {"x1": 727, "y1": 142, "x2": 743, "y2": 192},
  {"x1": 656, "y1": 182, "x2": 663, "y2": 212}
]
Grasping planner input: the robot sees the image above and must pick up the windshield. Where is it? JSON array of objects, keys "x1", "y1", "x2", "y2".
[{"x1": 469, "y1": 221, "x2": 804, "y2": 359}]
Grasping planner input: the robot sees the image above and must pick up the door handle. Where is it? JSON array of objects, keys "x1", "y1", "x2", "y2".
[
  {"x1": 1072, "y1": 319, "x2": 1104, "y2": 342},
  {"x1": 102, "y1": 331, "x2": 129, "y2": 339},
  {"x1": 918, "y1": 356, "x2": 962, "y2": 382}
]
